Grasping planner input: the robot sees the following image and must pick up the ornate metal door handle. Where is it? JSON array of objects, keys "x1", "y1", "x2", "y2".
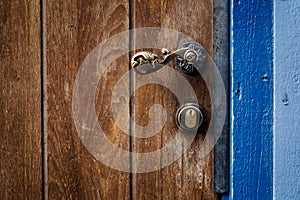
[{"x1": 131, "y1": 43, "x2": 208, "y2": 75}]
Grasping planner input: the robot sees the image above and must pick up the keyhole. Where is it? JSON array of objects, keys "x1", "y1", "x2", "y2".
[{"x1": 176, "y1": 104, "x2": 204, "y2": 133}]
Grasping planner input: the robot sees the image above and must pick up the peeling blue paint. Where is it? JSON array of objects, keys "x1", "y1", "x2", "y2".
[{"x1": 224, "y1": 0, "x2": 274, "y2": 199}]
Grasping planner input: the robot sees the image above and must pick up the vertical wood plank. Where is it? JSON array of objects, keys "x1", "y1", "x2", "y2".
[
  {"x1": 45, "y1": 0, "x2": 130, "y2": 199},
  {"x1": 131, "y1": 0, "x2": 216, "y2": 199},
  {"x1": 0, "y1": 0, "x2": 42, "y2": 199}
]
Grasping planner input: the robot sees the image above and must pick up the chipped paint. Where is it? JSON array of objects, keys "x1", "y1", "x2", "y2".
[{"x1": 224, "y1": 0, "x2": 274, "y2": 199}]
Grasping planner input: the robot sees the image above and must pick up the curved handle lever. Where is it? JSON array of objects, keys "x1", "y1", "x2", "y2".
[
  {"x1": 131, "y1": 43, "x2": 208, "y2": 75},
  {"x1": 131, "y1": 48, "x2": 189, "y2": 75}
]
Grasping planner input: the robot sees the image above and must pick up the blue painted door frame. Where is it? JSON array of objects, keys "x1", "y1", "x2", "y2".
[
  {"x1": 224, "y1": 0, "x2": 300, "y2": 199},
  {"x1": 224, "y1": 1, "x2": 274, "y2": 199}
]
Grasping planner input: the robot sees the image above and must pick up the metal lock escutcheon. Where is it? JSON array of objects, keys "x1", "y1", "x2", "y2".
[{"x1": 176, "y1": 103, "x2": 204, "y2": 132}]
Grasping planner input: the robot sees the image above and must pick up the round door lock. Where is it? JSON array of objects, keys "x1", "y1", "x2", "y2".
[{"x1": 176, "y1": 103, "x2": 204, "y2": 132}]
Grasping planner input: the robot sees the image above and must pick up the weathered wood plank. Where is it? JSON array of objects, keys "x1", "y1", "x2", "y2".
[
  {"x1": 130, "y1": 0, "x2": 216, "y2": 199},
  {"x1": 45, "y1": 0, "x2": 130, "y2": 199},
  {"x1": 0, "y1": 0, "x2": 42, "y2": 199}
]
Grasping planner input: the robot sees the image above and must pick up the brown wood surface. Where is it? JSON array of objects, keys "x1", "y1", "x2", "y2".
[
  {"x1": 0, "y1": 0, "x2": 216, "y2": 199},
  {"x1": 45, "y1": 0, "x2": 130, "y2": 199},
  {"x1": 131, "y1": 0, "x2": 216, "y2": 199},
  {"x1": 0, "y1": 0, "x2": 42, "y2": 199}
]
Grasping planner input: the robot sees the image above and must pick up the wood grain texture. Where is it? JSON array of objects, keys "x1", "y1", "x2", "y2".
[
  {"x1": 0, "y1": 0, "x2": 217, "y2": 199},
  {"x1": 0, "y1": 0, "x2": 42, "y2": 199},
  {"x1": 131, "y1": 0, "x2": 216, "y2": 199},
  {"x1": 45, "y1": 0, "x2": 130, "y2": 199}
]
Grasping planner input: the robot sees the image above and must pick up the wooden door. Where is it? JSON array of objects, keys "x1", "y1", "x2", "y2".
[
  {"x1": 130, "y1": 1, "x2": 215, "y2": 199},
  {"x1": 1, "y1": 0, "x2": 226, "y2": 199}
]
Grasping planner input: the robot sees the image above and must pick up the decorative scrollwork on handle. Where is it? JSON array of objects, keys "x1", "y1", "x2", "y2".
[
  {"x1": 131, "y1": 48, "x2": 189, "y2": 75},
  {"x1": 131, "y1": 43, "x2": 208, "y2": 75}
]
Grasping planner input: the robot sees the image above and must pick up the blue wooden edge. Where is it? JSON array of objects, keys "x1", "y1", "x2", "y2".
[{"x1": 223, "y1": 1, "x2": 274, "y2": 199}]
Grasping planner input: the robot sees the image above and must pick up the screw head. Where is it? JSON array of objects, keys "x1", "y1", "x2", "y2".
[{"x1": 184, "y1": 49, "x2": 198, "y2": 63}]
